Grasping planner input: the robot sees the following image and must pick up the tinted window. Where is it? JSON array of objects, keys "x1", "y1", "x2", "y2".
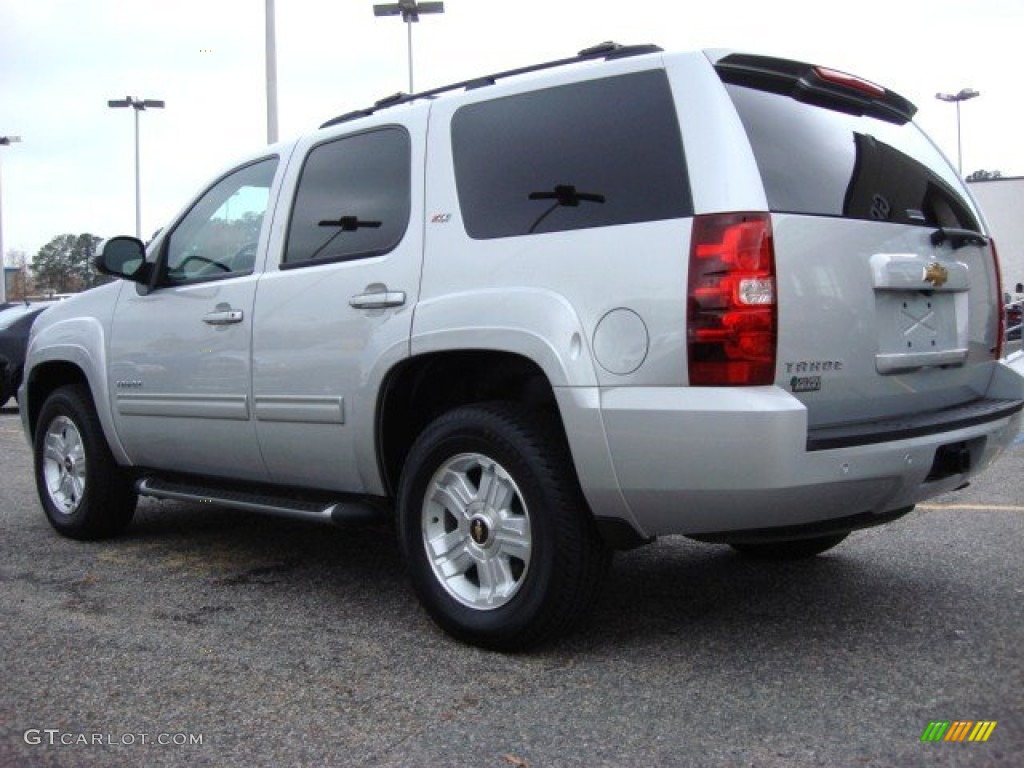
[
  {"x1": 165, "y1": 157, "x2": 278, "y2": 282},
  {"x1": 284, "y1": 128, "x2": 411, "y2": 266},
  {"x1": 725, "y1": 84, "x2": 981, "y2": 230},
  {"x1": 451, "y1": 70, "x2": 692, "y2": 239}
]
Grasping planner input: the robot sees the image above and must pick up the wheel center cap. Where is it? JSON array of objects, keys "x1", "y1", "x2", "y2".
[
  {"x1": 64, "y1": 456, "x2": 74, "y2": 473},
  {"x1": 469, "y1": 516, "x2": 492, "y2": 546}
]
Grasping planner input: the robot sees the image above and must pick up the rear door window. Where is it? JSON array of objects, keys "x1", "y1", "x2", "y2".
[
  {"x1": 451, "y1": 70, "x2": 692, "y2": 239},
  {"x1": 724, "y1": 83, "x2": 981, "y2": 231}
]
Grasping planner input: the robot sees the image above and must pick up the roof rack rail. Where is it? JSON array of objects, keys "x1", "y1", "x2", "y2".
[{"x1": 320, "y1": 41, "x2": 663, "y2": 129}]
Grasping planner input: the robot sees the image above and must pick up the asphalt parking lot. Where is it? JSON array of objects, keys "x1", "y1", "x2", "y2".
[{"x1": 1, "y1": 403, "x2": 1021, "y2": 767}]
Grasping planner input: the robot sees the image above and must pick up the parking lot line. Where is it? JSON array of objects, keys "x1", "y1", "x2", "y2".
[{"x1": 918, "y1": 503, "x2": 1024, "y2": 512}]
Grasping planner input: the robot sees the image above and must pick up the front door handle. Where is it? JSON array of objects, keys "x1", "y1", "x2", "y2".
[
  {"x1": 349, "y1": 290, "x2": 406, "y2": 309},
  {"x1": 203, "y1": 308, "x2": 244, "y2": 325}
]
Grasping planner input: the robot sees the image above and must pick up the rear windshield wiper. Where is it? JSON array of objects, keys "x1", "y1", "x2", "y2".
[{"x1": 930, "y1": 227, "x2": 989, "y2": 250}]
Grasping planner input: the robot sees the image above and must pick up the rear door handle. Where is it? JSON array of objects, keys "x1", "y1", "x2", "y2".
[
  {"x1": 349, "y1": 290, "x2": 406, "y2": 309},
  {"x1": 202, "y1": 309, "x2": 244, "y2": 325}
]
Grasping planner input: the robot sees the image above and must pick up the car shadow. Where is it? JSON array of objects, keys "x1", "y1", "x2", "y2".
[
  {"x1": 105, "y1": 498, "x2": 974, "y2": 658},
  {"x1": 565, "y1": 533, "x2": 971, "y2": 656}
]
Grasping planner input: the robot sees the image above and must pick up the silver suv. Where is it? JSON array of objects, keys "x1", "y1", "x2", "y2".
[{"x1": 22, "y1": 44, "x2": 1024, "y2": 649}]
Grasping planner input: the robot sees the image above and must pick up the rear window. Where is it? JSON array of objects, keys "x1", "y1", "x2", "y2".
[
  {"x1": 725, "y1": 83, "x2": 981, "y2": 231},
  {"x1": 451, "y1": 70, "x2": 692, "y2": 239}
]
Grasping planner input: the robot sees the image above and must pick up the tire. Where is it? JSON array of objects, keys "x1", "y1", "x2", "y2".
[
  {"x1": 0, "y1": 377, "x2": 11, "y2": 408},
  {"x1": 397, "y1": 403, "x2": 610, "y2": 651},
  {"x1": 34, "y1": 384, "x2": 137, "y2": 540},
  {"x1": 729, "y1": 532, "x2": 849, "y2": 560},
  {"x1": 12, "y1": 367, "x2": 23, "y2": 404}
]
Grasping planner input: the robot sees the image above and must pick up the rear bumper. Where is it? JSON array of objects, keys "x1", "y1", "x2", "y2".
[{"x1": 557, "y1": 357, "x2": 1024, "y2": 539}]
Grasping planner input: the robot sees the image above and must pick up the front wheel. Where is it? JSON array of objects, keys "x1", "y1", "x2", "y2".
[
  {"x1": 397, "y1": 403, "x2": 610, "y2": 651},
  {"x1": 34, "y1": 384, "x2": 137, "y2": 540}
]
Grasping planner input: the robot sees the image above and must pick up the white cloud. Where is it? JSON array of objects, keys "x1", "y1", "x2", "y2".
[{"x1": 1, "y1": 0, "x2": 1021, "y2": 257}]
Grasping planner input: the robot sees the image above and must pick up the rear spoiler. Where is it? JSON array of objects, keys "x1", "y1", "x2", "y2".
[{"x1": 714, "y1": 53, "x2": 916, "y2": 125}]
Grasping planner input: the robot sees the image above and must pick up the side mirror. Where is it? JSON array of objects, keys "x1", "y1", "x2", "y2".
[
  {"x1": 94, "y1": 237, "x2": 151, "y2": 282},
  {"x1": 1016, "y1": 282, "x2": 1023, "y2": 295}
]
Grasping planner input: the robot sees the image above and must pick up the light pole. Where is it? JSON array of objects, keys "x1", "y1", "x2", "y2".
[
  {"x1": 108, "y1": 97, "x2": 164, "y2": 239},
  {"x1": 373, "y1": 1, "x2": 445, "y2": 93},
  {"x1": 266, "y1": 0, "x2": 279, "y2": 143},
  {"x1": 935, "y1": 88, "x2": 980, "y2": 176},
  {"x1": 0, "y1": 135, "x2": 22, "y2": 303}
]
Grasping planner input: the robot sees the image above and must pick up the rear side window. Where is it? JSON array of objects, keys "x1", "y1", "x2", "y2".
[
  {"x1": 451, "y1": 70, "x2": 692, "y2": 239},
  {"x1": 725, "y1": 83, "x2": 981, "y2": 230},
  {"x1": 284, "y1": 127, "x2": 411, "y2": 267}
]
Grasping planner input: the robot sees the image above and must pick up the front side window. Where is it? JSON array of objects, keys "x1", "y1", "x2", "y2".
[
  {"x1": 284, "y1": 127, "x2": 411, "y2": 267},
  {"x1": 451, "y1": 70, "x2": 692, "y2": 239},
  {"x1": 164, "y1": 157, "x2": 278, "y2": 282}
]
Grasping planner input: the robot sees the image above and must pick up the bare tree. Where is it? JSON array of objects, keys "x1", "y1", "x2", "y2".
[{"x1": 4, "y1": 249, "x2": 32, "y2": 300}]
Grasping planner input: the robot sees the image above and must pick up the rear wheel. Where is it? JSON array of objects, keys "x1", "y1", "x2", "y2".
[
  {"x1": 34, "y1": 384, "x2": 137, "y2": 540},
  {"x1": 729, "y1": 533, "x2": 849, "y2": 560},
  {"x1": 397, "y1": 403, "x2": 610, "y2": 651}
]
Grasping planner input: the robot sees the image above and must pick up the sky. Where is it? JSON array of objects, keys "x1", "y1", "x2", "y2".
[{"x1": 1, "y1": 0, "x2": 1022, "y2": 261}]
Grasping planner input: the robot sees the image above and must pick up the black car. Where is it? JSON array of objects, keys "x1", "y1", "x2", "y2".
[
  {"x1": 0, "y1": 303, "x2": 56, "y2": 407},
  {"x1": 1008, "y1": 284, "x2": 1023, "y2": 342}
]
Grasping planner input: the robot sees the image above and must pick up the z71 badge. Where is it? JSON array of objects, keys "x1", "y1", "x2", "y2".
[{"x1": 790, "y1": 376, "x2": 822, "y2": 393}]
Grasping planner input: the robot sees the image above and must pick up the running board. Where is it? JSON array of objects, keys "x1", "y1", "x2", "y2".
[{"x1": 135, "y1": 476, "x2": 382, "y2": 526}]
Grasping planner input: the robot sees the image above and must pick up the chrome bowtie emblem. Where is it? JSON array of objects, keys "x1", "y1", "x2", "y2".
[
  {"x1": 923, "y1": 262, "x2": 948, "y2": 288},
  {"x1": 470, "y1": 518, "x2": 489, "y2": 545}
]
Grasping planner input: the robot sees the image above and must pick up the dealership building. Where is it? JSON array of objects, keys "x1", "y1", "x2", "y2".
[{"x1": 969, "y1": 176, "x2": 1024, "y2": 294}]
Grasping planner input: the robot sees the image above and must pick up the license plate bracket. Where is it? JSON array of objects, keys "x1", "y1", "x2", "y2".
[{"x1": 874, "y1": 291, "x2": 967, "y2": 373}]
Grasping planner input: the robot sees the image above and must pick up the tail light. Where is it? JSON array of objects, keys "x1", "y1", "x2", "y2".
[
  {"x1": 991, "y1": 238, "x2": 1005, "y2": 360},
  {"x1": 812, "y1": 66, "x2": 886, "y2": 98},
  {"x1": 688, "y1": 212, "x2": 777, "y2": 386}
]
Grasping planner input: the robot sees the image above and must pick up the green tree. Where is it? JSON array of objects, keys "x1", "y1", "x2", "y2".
[{"x1": 31, "y1": 234, "x2": 112, "y2": 294}]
